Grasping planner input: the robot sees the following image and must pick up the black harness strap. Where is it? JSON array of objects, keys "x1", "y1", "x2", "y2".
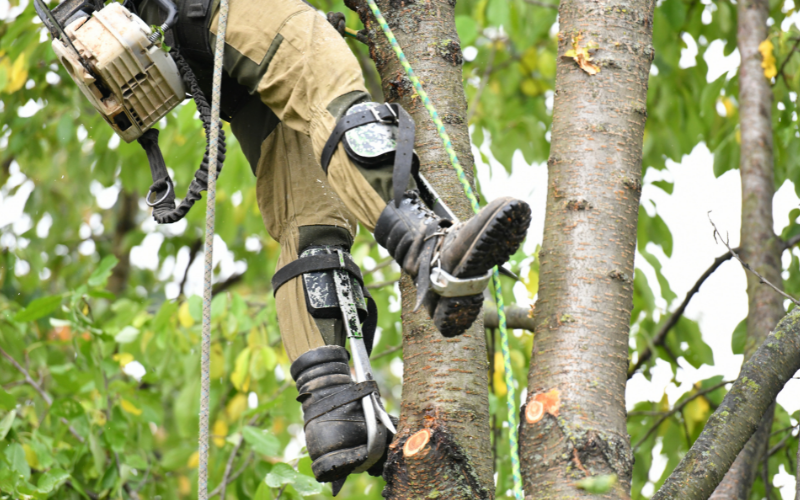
[
  {"x1": 271, "y1": 252, "x2": 364, "y2": 294},
  {"x1": 320, "y1": 103, "x2": 417, "y2": 207},
  {"x1": 302, "y1": 380, "x2": 379, "y2": 426}
]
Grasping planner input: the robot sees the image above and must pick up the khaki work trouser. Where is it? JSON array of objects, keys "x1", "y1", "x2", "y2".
[{"x1": 209, "y1": 0, "x2": 389, "y2": 361}]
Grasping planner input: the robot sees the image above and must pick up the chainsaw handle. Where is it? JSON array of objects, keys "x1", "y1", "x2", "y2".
[{"x1": 148, "y1": 0, "x2": 177, "y2": 30}]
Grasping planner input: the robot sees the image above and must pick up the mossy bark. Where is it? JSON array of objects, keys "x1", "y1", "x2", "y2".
[
  {"x1": 708, "y1": 0, "x2": 783, "y2": 497},
  {"x1": 344, "y1": 0, "x2": 494, "y2": 498},
  {"x1": 518, "y1": 0, "x2": 654, "y2": 496},
  {"x1": 653, "y1": 309, "x2": 800, "y2": 499}
]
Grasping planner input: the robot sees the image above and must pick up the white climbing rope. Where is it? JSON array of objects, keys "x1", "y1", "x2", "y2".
[{"x1": 198, "y1": 0, "x2": 228, "y2": 497}]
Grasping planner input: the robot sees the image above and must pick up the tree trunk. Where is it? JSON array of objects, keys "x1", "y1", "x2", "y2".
[
  {"x1": 344, "y1": 1, "x2": 494, "y2": 498},
  {"x1": 107, "y1": 191, "x2": 138, "y2": 295},
  {"x1": 710, "y1": 0, "x2": 782, "y2": 496},
  {"x1": 518, "y1": 0, "x2": 654, "y2": 496},
  {"x1": 653, "y1": 308, "x2": 800, "y2": 500}
]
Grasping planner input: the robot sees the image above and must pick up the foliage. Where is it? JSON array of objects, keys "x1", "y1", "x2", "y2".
[{"x1": 1, "y1": 0, "x2": 799, "y2": 496}]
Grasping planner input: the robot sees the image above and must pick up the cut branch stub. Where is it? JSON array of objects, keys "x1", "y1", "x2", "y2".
[
  {"x1": 525, "y1": 388, "x2": 561, "y2": 424},
  {"x1": 403, "y1": 429, "x2": 431, "y2": 457}
]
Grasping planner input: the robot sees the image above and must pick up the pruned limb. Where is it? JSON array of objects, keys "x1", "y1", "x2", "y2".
[
  {"x1": 631, "y1": 380, "x2": 731, "y2": 451},
  {"x1": 484, "y1": 304, "x2": 535, "y2": 331},
  {"x1": 628, "y1": 251, "x2": 734, "y2": 378},
  {"x1": 652, "y1": 308, "x2": 800, "y2": 500},
  {"x1": 709, "y1": 213, "x2": 800, "y2": 306},
  {"x1": 0, "y1": 346, "x2": 85, "y2": 443}
]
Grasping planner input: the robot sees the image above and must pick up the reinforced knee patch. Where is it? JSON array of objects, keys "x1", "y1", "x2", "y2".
[
  {"x1": 321, "y1": 102, "x2": 419, "y2": 207},
  {"x1": 271, "y1": 226, "x2": 378, "y2": 354}
]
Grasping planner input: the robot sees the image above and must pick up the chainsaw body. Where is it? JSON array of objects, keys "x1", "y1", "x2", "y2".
[{"x1": 51, "y1": 2, "x2": 185, "y2": 143}]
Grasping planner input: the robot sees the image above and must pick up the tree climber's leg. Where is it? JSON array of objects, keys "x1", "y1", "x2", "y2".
[
  {"x1": 242, "y1": 117, "x2": 390, "y2": 492},
  {"x1": 249, "y1": 120, "x2": 358, "y2": 361},
  {"x1": 210, "y1": 0, "x2": 531, "y2": 339}
]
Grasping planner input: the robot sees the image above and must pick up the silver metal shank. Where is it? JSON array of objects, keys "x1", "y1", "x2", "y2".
[
  {"x1": 430, "y1": 267, "x2": 493, "y2": 297},
  {"x1": 330, "y1": 250, "x2": 395, "y2": 474}
]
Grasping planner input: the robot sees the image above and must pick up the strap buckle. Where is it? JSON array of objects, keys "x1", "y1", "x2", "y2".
[
  {"x1": 370, "y1": 103, "x2": 397, "y2": 125},
  {"x1": 145, "y1": 181, "x2": 173, "y2": 207},
  {"x1": 430, "y1": 267, "x2": 492, "y2": 297}
]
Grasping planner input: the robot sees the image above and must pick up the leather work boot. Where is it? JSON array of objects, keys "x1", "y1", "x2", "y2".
[
  {"x1": 291, "y1": 346, "x2": 391, "y2": 495},
  {"x1": 374, "y1": 190, "x2": 531, "y2": 337}
]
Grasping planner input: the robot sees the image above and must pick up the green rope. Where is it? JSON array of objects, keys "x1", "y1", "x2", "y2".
[{"x1": 363, "y1": 2, "x2": 523, "y2": 498}]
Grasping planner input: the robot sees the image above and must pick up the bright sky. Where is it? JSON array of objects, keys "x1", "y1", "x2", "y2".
[{"x1": 0, "y1": 0, "x2": 798, "y2": 496}]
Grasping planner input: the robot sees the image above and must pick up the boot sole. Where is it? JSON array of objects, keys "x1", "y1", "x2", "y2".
[
  {"x1": 435, "y1": 200, "x2": 532, "y2": 337},
  {"x1": 312, "y1": 445, "x2": 369, "y2": 483},
  {"x1": 454, "y1": 199, "x2": 532, "y2": 277}
]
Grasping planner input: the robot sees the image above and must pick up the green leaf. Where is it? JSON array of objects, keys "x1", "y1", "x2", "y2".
[
  {"x1": 89, "y1": 431, "x2": 106, "y2": 476},
  {"x1": 455, "y1": 16, "x2": 478, "y2": 46},
  {"x1": 88, "y1": 255, "x2": 120, "y2": 288},
  {"x1": 575, "y1": 474, "x2": 617, "y2": 493},
  {"x1": 51, "y1": 397, "x2": 85, "y2": 420},
  {"x1": 292, "y1": 473, "x2": 324, "y2": 496},
  {"x1": 731, "y1": 318, "x2": 747, "y2": 355},
  {"x1": 5, "y1": 442, "x2": 31, "y2": 480},
  {"x1": 115, "y1": 326, "x2": 140, "y2": 344},
  {"x1": 0, "y1": 387, "x2": 16, "y2": 411},
  {"x1": 652, "y1": 180, "x2": 674, "y2": 194},
  {"x1": 0, "y1": 410, "x2": 16, "y2": 440},
  {"x1": 13, "y1": 295, "x2": 64, "y2": 323},
  {"x1": 242, "y1": 426, "x2": 281, "y2": 457},
  {"x1": 37, "y1": 468, "x2": 70, "y2": 493},
  {"x1": 125, "y1": 454, "x2": 148, "y2": 469},
  {"x1": 265, "y1": 462, "x2": 297, "y2": 487}
]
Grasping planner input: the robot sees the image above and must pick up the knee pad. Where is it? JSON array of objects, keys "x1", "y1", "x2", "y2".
[
  {"x1": 321, "y1": 102, "x2": 419, "y2": 207},
  {"x1": 271, "y1": 226, "x2": 377, "y2": 354}
]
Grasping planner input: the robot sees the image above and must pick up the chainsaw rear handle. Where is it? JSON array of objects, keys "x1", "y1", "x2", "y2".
[{"x1": 147, "y1": 0, "x2": 178, "y2": 42}]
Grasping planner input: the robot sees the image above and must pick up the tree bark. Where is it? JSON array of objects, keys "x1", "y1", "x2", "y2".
[
  {"x1": 709, "y1": 0, "x2": 782, "y2": 496},
  {"x1": 518, "y1": 0, "x2": 654, "y2": 496},
  {"x1": 653, "y1": 309, "x2": 800, "y2": 500},
  {"x1": 107, "y1": 191, "x2": 138, "y2": 295},
  {"x1": 344, "y1": 1, "x2": 494, "y2": 498}
]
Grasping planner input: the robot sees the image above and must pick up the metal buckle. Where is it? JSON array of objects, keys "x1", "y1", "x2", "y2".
[
  {"x1": 370, "y1": 104, "x2": 397, "y2": 125},
  {"x1": 430, "y1": 267, "x2": 493, "y2": 297},
  {"x1": 145, "y1": 181, "x2": 172, "y2": 207}
]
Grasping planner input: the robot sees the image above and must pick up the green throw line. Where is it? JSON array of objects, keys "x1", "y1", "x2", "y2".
[{"x1": 363, "y1": 2, "x2": 524, "y2": 498}]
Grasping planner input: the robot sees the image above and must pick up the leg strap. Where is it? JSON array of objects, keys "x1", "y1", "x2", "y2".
[
  {"x1": 300, "y1": 380, "x2": 380, "y2": 425},
  {"x1": 320, "y1": 102, "x2": 417, "y2": 208},
  {"x1": 272, "y1": 249, "x2": 378, "y2": 355}
]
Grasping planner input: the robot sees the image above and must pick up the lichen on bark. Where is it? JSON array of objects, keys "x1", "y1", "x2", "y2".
[{"x1": 654, "y1": 308, "x2": 800, "y2": 500}]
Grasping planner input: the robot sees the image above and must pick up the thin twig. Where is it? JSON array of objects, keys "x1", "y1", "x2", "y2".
[
  {"x1": 776, "y1": 37, "x2": 800, "y2": 86},
  {"x1": 366, "y1": 278, "x2": 399, "y2": 290},
  {"x1": 628, "y1": 250, "x2": 735, "y2": 378},
  {"x1": 364, "y1": 258, "x2": 395, "y2": 275},
  {"x1": 632, "y1": 380, "x2": 731, "y2": 451},
  {"x1": 371, "y1": 344, "x2": 402, "y2": 360},
  {"x1": 467, "y1": 41, "x2": 498, "y2": 122},
  {"x1": 180, "y1": 239, "x2": 204, "y2": 296},
  {"x1": 708, "y1": 213, "x2": 800, "y2": 306},
  {"x1": 782, "y1": 232, "x2": 800, "y2": 251},
  {"x1": 0, "y1": 346, "x2": 85, "y2": 443}
]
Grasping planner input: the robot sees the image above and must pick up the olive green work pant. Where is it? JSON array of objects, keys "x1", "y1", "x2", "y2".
[{"x1": 208, "y1": 0, "x2": 392, "y2": 361}]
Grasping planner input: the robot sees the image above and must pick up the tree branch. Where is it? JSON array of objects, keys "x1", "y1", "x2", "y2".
[
  {"x1": 709, "y1": 213, "x2": 800, "y2": 306},
  {"x1": 652, "y1": 308, "x2": 800, "y2": 500},
  {"x1": 0, "y1": 346, "x2": 85, "y2": 443},
  {"x1": 366, "y1": 278, "x2": 399, "y2": 290},
  {"x1": 483, "y1": 304, "x2": 535, "y2": 331},
  {"x1": 628, "y1": 250, "x2": 734, "y2": 378},
  {"x1": 631, "y1": 380, "x2": 731, "y2": 451}
]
